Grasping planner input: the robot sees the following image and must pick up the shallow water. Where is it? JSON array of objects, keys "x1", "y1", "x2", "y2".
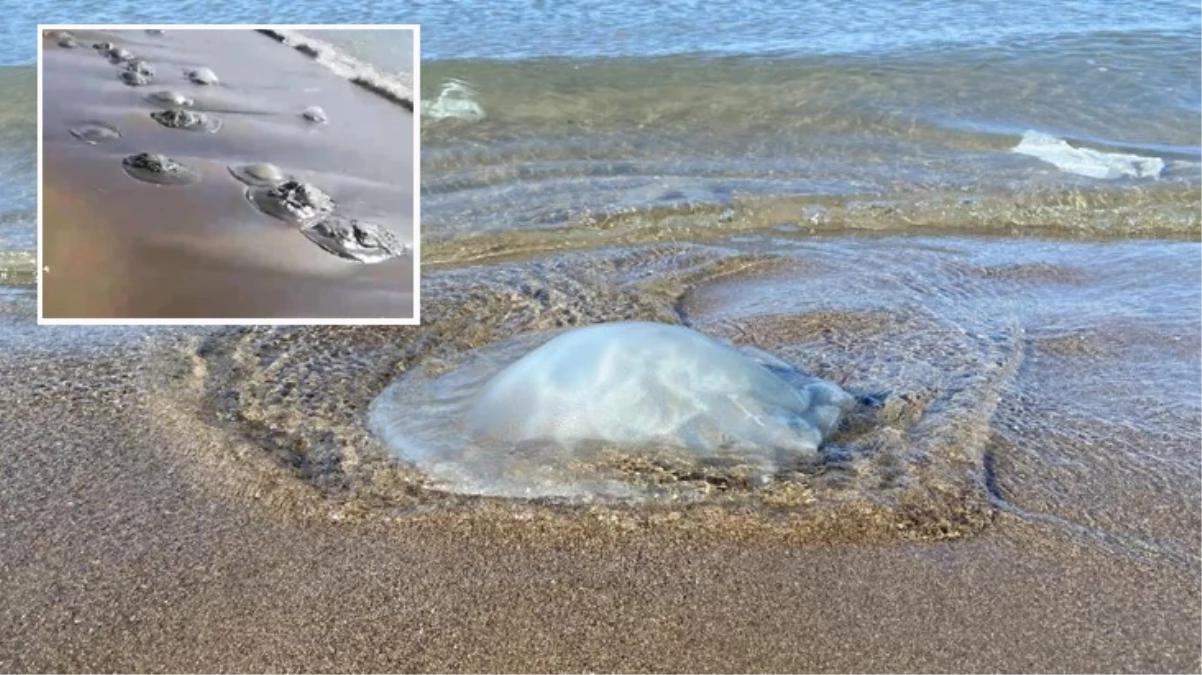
[{"x1": 134, "y1": 233, "x2": 1197, "y2": 567}]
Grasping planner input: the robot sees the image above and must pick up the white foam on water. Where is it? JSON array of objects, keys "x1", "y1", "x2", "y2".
[
  {"x1": 422, "y1": 79, "x2": 486, "y2": 122},
  {"x1": 261, "y1": 29, "x2": 415, "y2": 108},
  {"x1": 1013, "y1": 130, "x2": 1165, "y2": 180}
]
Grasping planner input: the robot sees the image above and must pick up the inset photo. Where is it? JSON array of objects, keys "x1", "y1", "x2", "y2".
[{"x1": 37, "y1": 24, "x2": 419, "y2": 323}]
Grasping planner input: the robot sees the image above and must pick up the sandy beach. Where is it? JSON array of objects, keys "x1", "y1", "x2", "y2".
[
  {"x1": 2, "y1": 230, "x2": 1199, "y2": 672},
  {"x1": 0, "y1": 350, "x2": 1196, "y2": 672},
  {"x1": 39, "y1": 28, "x2": 415, "y2": 320}
]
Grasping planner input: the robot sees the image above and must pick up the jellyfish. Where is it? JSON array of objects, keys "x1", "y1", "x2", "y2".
[{"x1": 368, "y1": 322, "x2": 855, "y2": 499}]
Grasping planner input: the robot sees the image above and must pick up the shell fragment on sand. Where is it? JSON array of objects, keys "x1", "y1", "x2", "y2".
[
  {"x1": 300, "y1": 216, "x2": 409, "y2": 263},
  {"x1": 120, "y1": 152, "x2": 200, "y2": 186}
]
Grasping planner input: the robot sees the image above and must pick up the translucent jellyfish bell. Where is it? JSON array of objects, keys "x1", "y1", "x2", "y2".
[{"x1": 368, "y1": 322, "x2": 855, "y2": 499}]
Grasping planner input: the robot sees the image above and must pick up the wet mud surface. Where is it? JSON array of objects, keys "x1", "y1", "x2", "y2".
[{"x1": 39, "y1": 27, "x2": 417, "y2": 318}]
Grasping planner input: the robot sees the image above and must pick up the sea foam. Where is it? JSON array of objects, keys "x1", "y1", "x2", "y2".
[{"x1": 1013, "y1": 130, "x2": 1164, "y2": 180}]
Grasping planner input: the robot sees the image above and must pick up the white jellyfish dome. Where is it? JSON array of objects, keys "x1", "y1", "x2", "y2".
[{"x1": 368, "y1": 322, "x2": 854, "y2": 499}]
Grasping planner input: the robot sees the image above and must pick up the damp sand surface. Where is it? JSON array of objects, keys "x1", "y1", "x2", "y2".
[
  {"x1": 40, "y1": 29, "x2": 415, "y2": 320},
  {"x1": 1, "y1": 234, "x2": 1198, "y2": 672}
]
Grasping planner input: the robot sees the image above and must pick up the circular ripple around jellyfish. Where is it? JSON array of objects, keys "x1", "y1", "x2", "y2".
[
  {"x1": 300, "y1": 215, "x2": 408, "y2": 263},
  {"x1": 69, "y1": 121, "x2": 121, "y2": 145},
  {"x1": 121, "y1": 152, "x2": 200, "y2": 186}
]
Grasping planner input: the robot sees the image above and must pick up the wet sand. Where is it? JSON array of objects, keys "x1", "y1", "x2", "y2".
[
  {"x1": 40, "y1": 29, "x2": 415, "y2": 320},
  {"x1": 2, "y1": 233, "x2": 1199, "y2": 672},
  {"x1": 0, "y1": 340, "x2": 1195, "y2": 673}
]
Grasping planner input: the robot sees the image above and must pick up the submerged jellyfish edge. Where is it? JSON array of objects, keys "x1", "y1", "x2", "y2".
[{"x1": 367, "y1": 322, "x2": 856, "y2": 500}]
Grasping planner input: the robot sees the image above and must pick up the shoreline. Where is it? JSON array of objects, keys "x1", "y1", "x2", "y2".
[{"x1": 253, "y1": 28, "x2": 416, "y2": 112}]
